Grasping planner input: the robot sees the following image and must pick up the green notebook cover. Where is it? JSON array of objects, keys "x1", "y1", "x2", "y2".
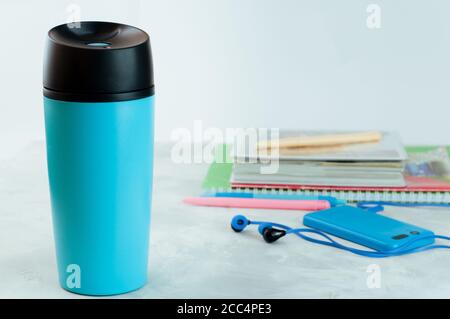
[{"x1": 201, "y1": 144, "x2": 233, "y2": 190}]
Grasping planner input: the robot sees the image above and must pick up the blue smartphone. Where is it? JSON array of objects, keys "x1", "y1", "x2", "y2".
[{"x1": 303, "y1": 205, "x2": 435, "y2": 252}]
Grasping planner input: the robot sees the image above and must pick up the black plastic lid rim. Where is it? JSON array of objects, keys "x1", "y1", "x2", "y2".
[
  {"x1": 43, "y1": 86, "x2": 155, "y2": 102},
  {"x1": 43, "y1": 21, "x2": 154, "y2": 103}
]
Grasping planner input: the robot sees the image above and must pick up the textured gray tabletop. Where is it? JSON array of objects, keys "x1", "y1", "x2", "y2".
[{"x1": 1, "y1": 142, "x2": 450, "y2": 298}]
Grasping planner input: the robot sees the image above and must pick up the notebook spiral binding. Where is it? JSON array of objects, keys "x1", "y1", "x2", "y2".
[{"x1": 203, "y1": 186, "x2": 450, "y2": 204}]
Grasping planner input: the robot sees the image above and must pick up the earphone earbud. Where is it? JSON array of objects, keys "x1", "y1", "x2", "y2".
[
  {"x1": 262, "y1": 227, "x2": 287, "y2": 243},
  {"x1": 231, "y1": 216, "x2": 287, "y2": 243},
  {"x1": 257, "y1": 223, "x2": 286, "y2": 243},
  {"x1": 231, "y1": 215, "x2": 250, "y2": 232}
]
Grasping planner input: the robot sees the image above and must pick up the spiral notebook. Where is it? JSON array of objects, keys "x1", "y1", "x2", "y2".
[{"x1": 202, "y1": 145, "x2": 450, "y2": 204}]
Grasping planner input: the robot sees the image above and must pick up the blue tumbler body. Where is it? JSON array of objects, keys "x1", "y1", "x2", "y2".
[
  {"x1": 44, "y1": 21, "x2": 155, "y2": 295},
  {"x1": 44, "y1": 96, "x2": 154, "y2": 295}
]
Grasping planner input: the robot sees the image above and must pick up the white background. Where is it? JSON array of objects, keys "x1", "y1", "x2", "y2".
[{"x1": 1, "y1": 0, "x2": 450, "y2": 159}]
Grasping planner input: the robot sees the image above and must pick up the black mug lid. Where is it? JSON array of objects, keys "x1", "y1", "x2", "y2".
[{"x1": 43, "y1": 21, "x2": 154, "y2": 102}]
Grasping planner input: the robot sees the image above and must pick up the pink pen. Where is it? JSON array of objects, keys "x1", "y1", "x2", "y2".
[{"x1": 183, "y1": 197, "x2": 330, "y2": 211}]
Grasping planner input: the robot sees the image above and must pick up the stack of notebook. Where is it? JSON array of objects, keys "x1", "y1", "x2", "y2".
[
  {"x1": 232, "y1": 131, "x2": 407, "y2": 188},
  {"x1": 202, "y1": 132, "x2": 450, "y2": 204}
]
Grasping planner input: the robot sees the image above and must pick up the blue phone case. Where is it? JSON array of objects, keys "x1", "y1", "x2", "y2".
[{"x1": 303, "y1": 206, "x2": 435, "y2": 252}]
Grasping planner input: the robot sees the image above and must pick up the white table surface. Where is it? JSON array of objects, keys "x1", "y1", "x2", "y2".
[{"x1": 1, "y1": 142, "x2": 450, "y2": 299}]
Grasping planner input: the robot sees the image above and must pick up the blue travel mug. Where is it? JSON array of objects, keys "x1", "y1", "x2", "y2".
[{"x1": 43, "y1": 21, "x2": 155, "y2": 295}]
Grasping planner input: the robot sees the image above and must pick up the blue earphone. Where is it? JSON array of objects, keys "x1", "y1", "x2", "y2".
[{"x1": 231, "y1": 214, "x2": 450, "y2": 258}]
